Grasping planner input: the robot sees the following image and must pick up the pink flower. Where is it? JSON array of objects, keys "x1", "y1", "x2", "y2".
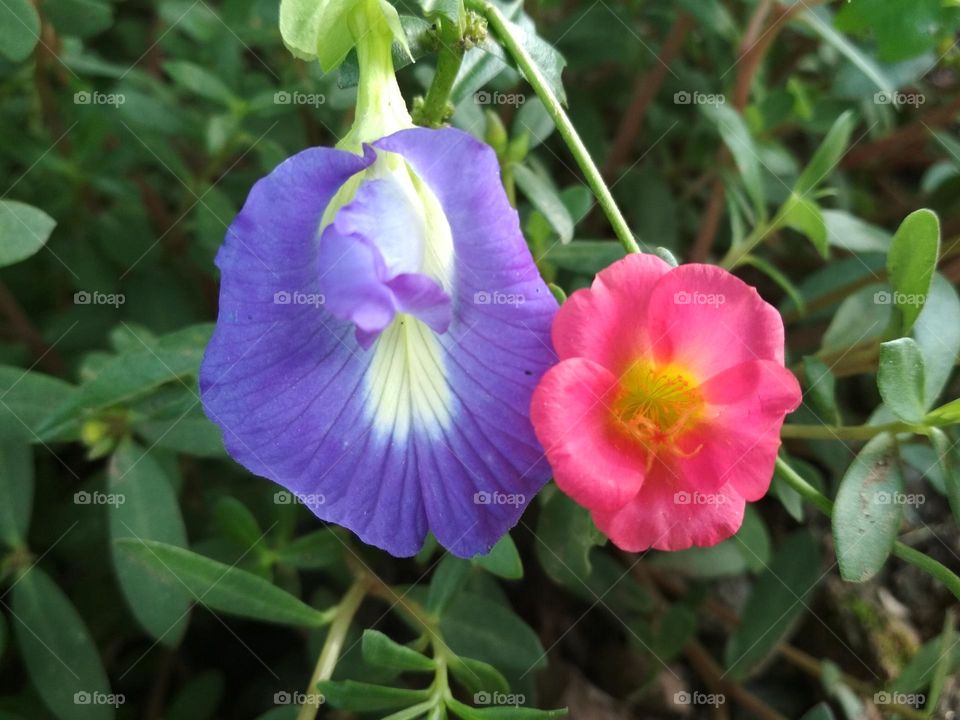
[{"x1": 531, "y1": 254, "x2": 801, "y2": 552}]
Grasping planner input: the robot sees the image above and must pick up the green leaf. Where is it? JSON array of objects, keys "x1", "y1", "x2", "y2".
[
  {"x1": 0, "y1": 441, "x2": 32, "y2": 548},
  {"x1": 317, "y1": 680, "x2": 430, "y2": 711},
  {"x1": 163, "y1": 61, "x2": 236, "y2": 105},
  {"x1": 12, "y1": 567, "x2": 114, "y2": 720},
  {"x1": 542, "y1": 240, "x2": 625, "y2": 275},
  {"x1": 163, "y1": 670, "x2": 224, "y2": 720},
  {"x1": 832, "y1": 433, "x2": 904, "y2": 582},
  {"x1": 741, "y1": 255, "x2": 806, "y2": 315},
  {"x1": 37, "y1": 324, "x2": 213, "y2": 439},
  {"x1": 724, "y1": 531, "x2": 821, "y2": 678},
  {"x1": 798, "y1": 703, "x2": 837, "y2": 720},
  {"x1": 109, "y1": 439, "x2": 191, "y2": 646},
  {"x1": 887, "y1": 209, "x2": 940, "y2": 335},
  {"x1": 361, "y1": 629, "x2": 436, "y2": 672},
  {"x1": 512, "y1": 165, "x2": 574, "y2": 243},
  {"x1": 802, "y1": 356, "x2": 841, "y2": 426},
  {"x1": 213, "y1": 497, "x2": 264, "y2": 550},
  {"x1": 473, "y1": 535, "x2": 523, "y2": 580},
  {"x1": 0, "y1": 367, "x2": 75, "y2": 442},
  {"x1": 779, "y1": 194, "x2": 827, "y2": 257},
  {"x1": 912, "y1": 274, "x2": 960, "y2": 407},
  {"x1": 0, "y1": 0, "x2": 40, "y2": 62},
  {"x1": 441, "y1": 592, "x2": 547, "y2": 675},
  {"x1": 113, "y1": 539, "x2": 331, "y2": 627},
  {"x1": 274, "y1": 530, "x2": 342, "y2": 569},
  {"x1": 702, "y1": 104, "x2": 765, "y2": 216},
  {"x1": 0, "y1": 200, "x2": 56, "y2": 268},
  {"x1": 877, "y1": 338, "x2": 927, "y2": 422},
  {"x1": 926, "y1": 399, "x2": 960, "y2": 427},
  {"x1": 445, "y1": 698, "x2": 566, "y2": 719},
  {"x1": 427, "y1": 555, "x2": 472, "y2": 616},
  {"x1": 930, "y1": 428, "x2": 960, "y2": 526},
  {"x1": 822, "y1": 210, "x2": 891, "y2": 254},
  {"x1": 535, "y1": 490, "x2": 604, "y2": 588},
  {"x1": 834, "y1": 0, "x2": 943, "y2": 62},
  {"x1": 799, "y1": 8, "x2": 895, "y2": 95},
  {"x1": 448, "y1": 655, "x2": 510, "y2": 696},
  {"x1": 420, "y1": 0, "x2": 463, "y2": 23},
  {"x1": 43, "y1": 0, "x2": 113, "y2": 39},
  {"x1": 794, "y1": 111, "x2": 857, "y2": 196}
]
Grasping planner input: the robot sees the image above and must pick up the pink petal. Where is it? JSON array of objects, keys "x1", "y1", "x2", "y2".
[
  {"x1": 678, "y1": 360, "x2": 802, "y2": 500},
  {"x1": 531, "y1": 358, "x2": 647, "y2": 512},
  {"x1": 552, "y1": 253, "x2": 672, "y2": 368},
  {"x1": 645, "y1": 264, "x2": 786, "y2": 379},
  {"x1": 592, "y1": 458, "x2": 746, "y2": 552}
]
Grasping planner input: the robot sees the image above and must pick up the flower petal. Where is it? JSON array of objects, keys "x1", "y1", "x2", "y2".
[
  {"x1": 552, "y1": 253, "x2": 672, "y2": 368},
  {"x1": 676, "y1": 359, "x2": 801, "y2": 500},
  {"x1": 531, "y1": 358, "x2": 646, "y2": 511},
  {"x1": 591, "y1": 462, "x2": 746, "y2": 552},
  {"x1": 645, "y1": 263, "x2": 787, "y2": 378},
  {"x1": 374, "y1": 127, "x2": 559, "y2": 556}
]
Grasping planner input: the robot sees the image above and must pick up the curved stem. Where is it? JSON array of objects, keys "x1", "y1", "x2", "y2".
[
  {"x1": 414, "y1": 17, "x2": 464, "y2": 127},
  {"x1": 774, "y1": 456, "x2": 960, "y2": 601},
  {"x1": 296, "y1": 579, "x2": 369, "y2": 720},
  {"x1": 470, "y1": 0, "x2": 641, "y2": 255},
  {"x1": 781, "y1": 421, "x2": 922, "y2": 441}
]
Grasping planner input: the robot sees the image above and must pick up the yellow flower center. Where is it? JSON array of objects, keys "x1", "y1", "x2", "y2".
[{"x1": 612, "y1": 361, "x2": 705, "y2": 465}]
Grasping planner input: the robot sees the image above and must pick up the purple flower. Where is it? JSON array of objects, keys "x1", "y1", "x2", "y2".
[{"x1": 200, "y1": 127, "x2": 558, "y2": 558}]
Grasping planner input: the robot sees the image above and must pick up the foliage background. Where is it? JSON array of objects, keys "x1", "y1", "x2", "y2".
[{"x1": 1, "y1": 0, "x2": 959, "y2": 718}]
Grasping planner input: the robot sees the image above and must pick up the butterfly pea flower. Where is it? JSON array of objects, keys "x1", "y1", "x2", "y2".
[
  {"x1": 531, "y1": 254, "x2": 801, "y2": 552},
  {"x1": 200, "y1": 1, "x2": 556, "y2": 558}
]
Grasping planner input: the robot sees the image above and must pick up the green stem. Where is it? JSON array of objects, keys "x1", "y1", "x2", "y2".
[
  {"x1": 296, "y1": 580, "x2": 369, "y2": 720},
  {"x1": 414, "y1": 18, "x2": 464, "y2": 127},
  {"x1": 774, "y1": 456, "x2": 960, "y2": 601},
  {"x1": 470, "y1": 0, "x2": 641, "y2": 255},
  {"x1": 780, "y1": 421, "x2": 922, "y2": 441}
]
